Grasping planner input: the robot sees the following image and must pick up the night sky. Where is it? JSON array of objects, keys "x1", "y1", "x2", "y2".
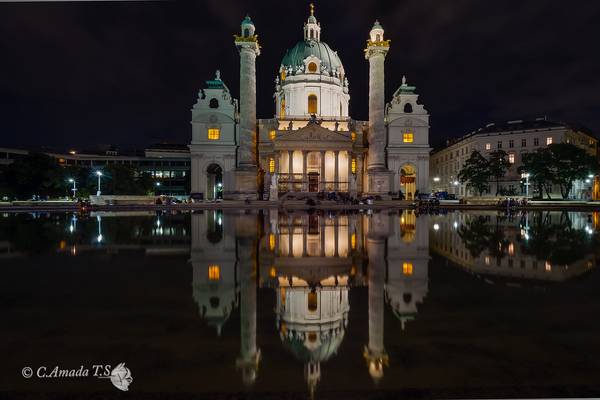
[{"x1": 1, "y1": 0, "x2": 599, "y2": 150}]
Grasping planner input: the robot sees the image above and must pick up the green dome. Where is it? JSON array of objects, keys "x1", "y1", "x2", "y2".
[{"x1": 281, "y1": 40, "x2": 343, "y2": 72}]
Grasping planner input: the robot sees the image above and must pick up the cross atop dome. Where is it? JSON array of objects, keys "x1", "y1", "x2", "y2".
[{"x1": 304, "y1": 3, "x2": 321, "y2": 42}]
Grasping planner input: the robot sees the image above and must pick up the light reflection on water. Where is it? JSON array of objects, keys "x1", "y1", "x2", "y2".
[{"x1": 0, "y1": 209, "x2": 599, "y2": 397}]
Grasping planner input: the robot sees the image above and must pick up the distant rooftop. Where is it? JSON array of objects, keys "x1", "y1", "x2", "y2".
[{"x1": 435, "y1": 117, "x2": 595, "y2": 152}]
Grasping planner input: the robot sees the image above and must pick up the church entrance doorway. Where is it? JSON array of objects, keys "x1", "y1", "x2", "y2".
[
  {"x1": 400, "y1": 164, "x2": 417, "y2": 200},
  {"x1": 308, "y1": 172, "x2": 319, "y2": 192},
  {"x1": 206, "y1": 164, "x2": 223, "y2": 200}
]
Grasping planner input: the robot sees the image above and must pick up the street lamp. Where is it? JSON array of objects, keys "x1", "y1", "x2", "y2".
[
  {"x1": 95, "y1": 171, "x2": 103, "y2": 196},
  {"x1": 68, "y1": 178, "x2": 77, "y2": 199},
  {"x1": 521, "y1": 172, "x2": 530, "y2": 197}
]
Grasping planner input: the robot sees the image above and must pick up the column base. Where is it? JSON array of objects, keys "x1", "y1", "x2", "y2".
[
  {"x1": 365, "y1": 168, "x2": 393, "y2": 198},
  {"x1": 224, "y1": 167, "x2": 259, "y2": 200}
]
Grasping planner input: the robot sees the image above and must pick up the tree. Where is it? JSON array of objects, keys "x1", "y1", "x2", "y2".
[
  {"x1": 101, "y1": 164, "x2": 155, "y2": 195},
  {"x1": 547, "y1": 143, "x2": 598, "y2": 199},
  {"x1": 458, "y1": 151, "x2": 489, "y2": 196},
  {"x1": 520, "y1": 149, "x2": 554, "y2": 199},
  {"x1": 488, "y1": 150, "x2": 511, "y2": 195},
  {"x1": 2, "y1": 153, "x2": 66, "y2": 199}
]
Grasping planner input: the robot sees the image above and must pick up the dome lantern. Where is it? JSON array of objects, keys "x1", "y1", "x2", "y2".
[{"x1": 304, "y1": 3, "x2": 321, "y2": 42}]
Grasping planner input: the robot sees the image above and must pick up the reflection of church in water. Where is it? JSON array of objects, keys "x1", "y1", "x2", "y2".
[{"x1": 190, "y1": 209, "x2": 430, "y2": 396}]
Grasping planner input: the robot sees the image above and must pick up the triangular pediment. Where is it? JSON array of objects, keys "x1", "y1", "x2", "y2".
[{"x1": 277, "y1": 122, "x2": 352, "y2": 142}]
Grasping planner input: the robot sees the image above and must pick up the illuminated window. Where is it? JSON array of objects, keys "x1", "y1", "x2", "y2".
[
  {"x1": 280, "y1": 97, "x2": 286, "y2": 118},
  {"x1": 207, "y1": 128, "x2": 220, "y2": 140},
  {"x1": 403, "y1": 262, "x2": 413, "y2": 275},
  {"x1": 269, "y1": 266, "x2": 277, "y2": 278},
  {"x1": 508, "y1": 153, "x2": 515, "y2": 164},
  {"x1": 484, "y1": 255, "x2": 491, "y2": 265},
  {"x1": 208, "y1": 265, "x2": 220, "y2": 281},
  {"x1": 280, "y1": 69, "x2": 286, "y2": 81},
  {"x1": 485, "y1": 143, "x2": 491, "y2": 150},
  {"x1": 269, "y1": 158, "x2": 275, "y2": 173},
  {"x1": 308, "y1": 62, "x2": 317, "y2": 73},
  {"x1": 403, "y1": 132, "x2": 414, "y2": 143},
  {"x1": 546, "y1": 137, "x2": 553, "y2": 145},
  {"x1": 351, "y1": 131, "x2": 357, "y2": 141},
  {"x1": 351, "y1": 158, "x2": 357, "y2": 174},
  {"x1": 545, "y1": 261, "x2": 552, "y2": 271},
  {"x1": 269, "y1": 130, "x2": 276, "y2": 140},
  {"x1": 308, "y1": 332, "x2": 317, "y2": 342},
  {"x1": 269, "y1": 233, "x2": 276, "y2": 251},
  {"x1": 307, "y1": 291, "x2": 318, "y2": 312},
  {"x1": 508, "y1": 242, "x2": 515, "y2": 256},
  {"x1": 308, "y1": 94, "x2": 318, "y2": 114},
  {"x1": 351, "y1": 233, "x2": 356, "y2": 250}
]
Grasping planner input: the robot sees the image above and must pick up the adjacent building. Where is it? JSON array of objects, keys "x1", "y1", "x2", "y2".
[
  {"x1": 0, "y1": 144, "x2": 191, "y2": 197},
  {"x1": 430, "y1": 118, "x2": 598, "y2": 198}
]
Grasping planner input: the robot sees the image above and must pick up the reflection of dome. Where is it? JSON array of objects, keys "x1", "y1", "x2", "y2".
[
  {"x1": 275, "y1": 280, "x2": 350, "y2": 397},
  {"x1": 281, "y1": 40, "x2": 343, "y2": 72},
  {"x1": 281, "y1": 329, "x2": 345, "y2": 362},
  {"x1": 277, "y1": 284, "x2": 349, "y2": 360}
]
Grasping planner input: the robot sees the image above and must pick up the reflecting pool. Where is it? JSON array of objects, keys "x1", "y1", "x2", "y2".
[{"x1": 1, "y1": 209, "x2": 599, "y2": 398}]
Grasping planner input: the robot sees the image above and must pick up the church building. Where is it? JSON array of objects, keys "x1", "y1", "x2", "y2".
[{"x1": 190, "y1": 5, "x2": 431, "y2": 200}]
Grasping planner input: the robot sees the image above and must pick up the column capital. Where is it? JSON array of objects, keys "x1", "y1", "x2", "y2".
[
  {"x1": 234, "y1": 32, "x2": 261, "y2": 56},
  {"x1": 364, "y1": 41, "x2": 390, "y2": 60}
]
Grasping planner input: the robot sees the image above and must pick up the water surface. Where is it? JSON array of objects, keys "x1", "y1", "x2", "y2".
[{"x1": 1, "y1": 209, "x2": 599, "y2": 399}]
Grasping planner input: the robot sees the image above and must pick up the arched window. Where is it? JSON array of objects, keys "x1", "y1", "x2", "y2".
[
  {"x1": 307, "y1": 290, "x2": 318, "y2": 312},
  {"x1": 310, "y1": 29, "x2": 314, "y2": 39},
  {"x1": 308, "y1": 94, "x2": 318, "y2": 114},
  {"x1": 208, "y1": 265, "x2": 221, "y2": 281},
  {"x1": 308, "y1": 62, "x2": 317, "y2": 73},
  {"x1": 209, "y1": 98, "x2": 219, "y2": 109},
  {"x1": 404, "y1": 103, "x2": 413, "y2": 113},
  {"x1": 243, "y1": 28, "x2": 250, "y2": 37},
  {"x1": 376, "y1": 34, "x2": 381, "y2": 41}
]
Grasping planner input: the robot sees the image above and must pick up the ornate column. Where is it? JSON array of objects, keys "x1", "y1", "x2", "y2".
[
  {"x1": 334, "y1": 151, "x2": 339, "y2": 191},
  {"x1": 320, "y1": 151, "x2": 326, "y2": 191},
  {"x1": 230, "y1": 16, "x2": 261, "y2": 200},
  {"x1": 365, "y1": 21, "x2": 392, "y2": 197},
  {"x1": 288, "y1": 150, "x2": 294, "y2": 192},
  {"x1": 302, "y1": 151, "x2": 308, "y2": 191}
]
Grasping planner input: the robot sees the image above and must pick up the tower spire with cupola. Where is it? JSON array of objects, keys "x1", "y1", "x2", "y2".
[{"x1": 304, "y1": 3, "x2": 321, "y2": 42}]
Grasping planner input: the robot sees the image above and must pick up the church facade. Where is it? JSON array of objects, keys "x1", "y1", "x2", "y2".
[{"x1": 190, "y1": 7, "x2": 431, "y2": 200}]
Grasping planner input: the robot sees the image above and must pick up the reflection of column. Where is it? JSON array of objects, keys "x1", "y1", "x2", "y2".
[
  {"x1": 334, "y1": 151, "x2": 339, "y2": 191},
  {"x1": 364, "y1": 214, "x2": 389, "y2": 384},
  {"x1": 320, "y1": 216, "x2": 325, "y2": 257},
  {"x1": 236, "y1": 215, "x2": 260, "y2": 386},
  {"x1": 288, "y1": 218, "x2": 293, "y2": 256},
  {"x1": 334, "y1": 219, "x2": 339, "y2": 257}
]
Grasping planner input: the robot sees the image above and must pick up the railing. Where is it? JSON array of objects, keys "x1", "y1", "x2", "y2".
[{"x1": 275, "y1": 173, "x2": 349, "y2": 192}]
